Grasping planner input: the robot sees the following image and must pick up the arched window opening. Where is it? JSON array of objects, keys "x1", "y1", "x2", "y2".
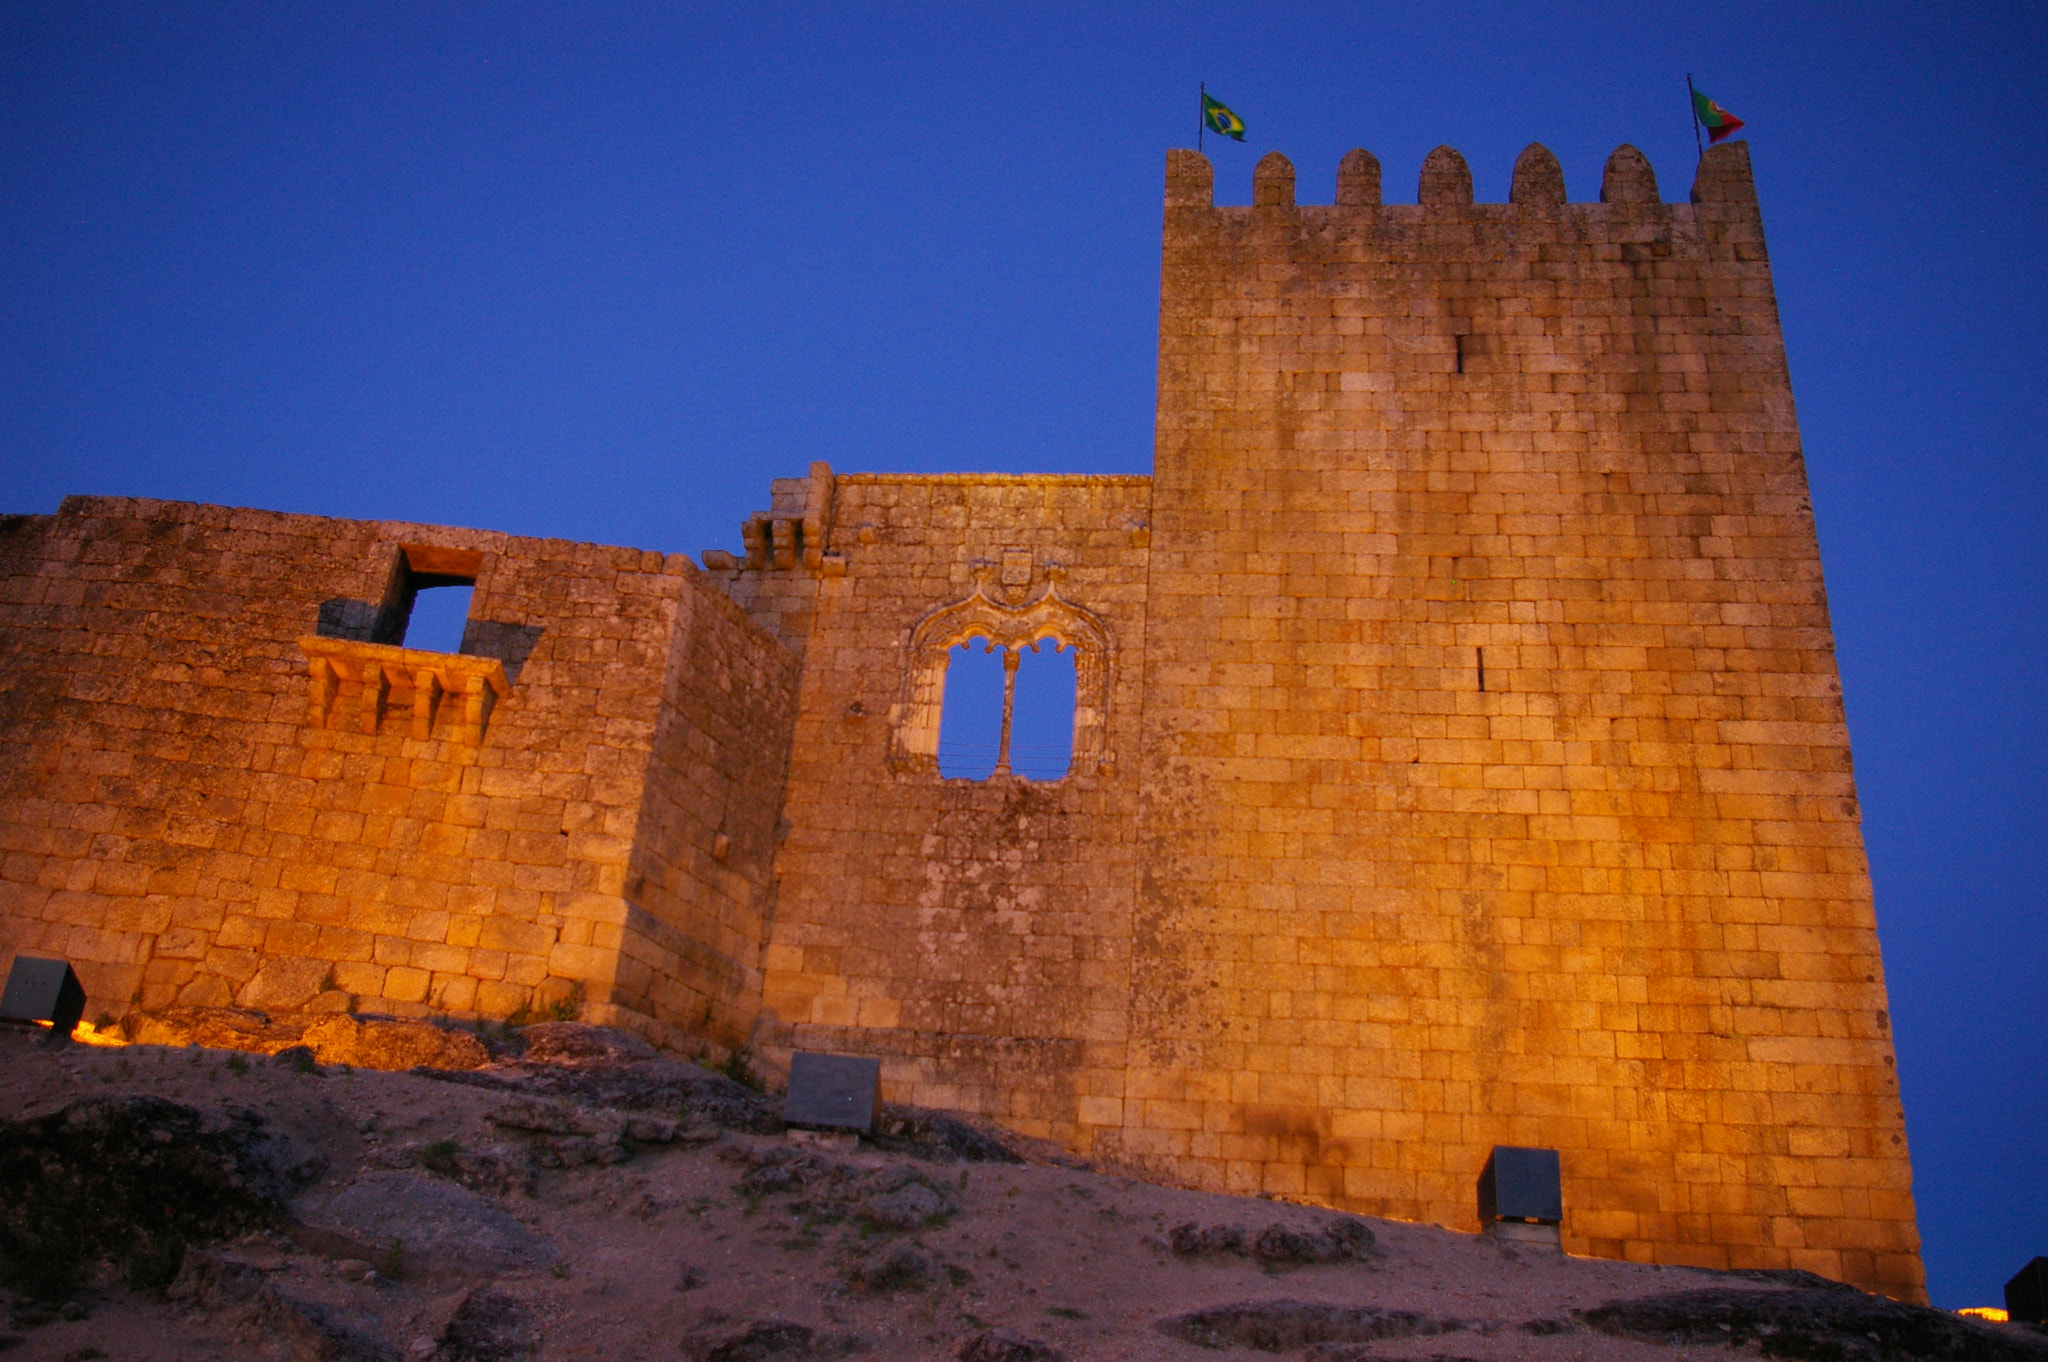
[
  {"x1": 937, "y1": 637, "x2": 1004, "y2": 780},
  {"x1": 1009, "y1": 641, "x2": 1076, "y2": 780},
  {"x1": 936, "y1": 635, "x2": 1077, "y2": 781}
]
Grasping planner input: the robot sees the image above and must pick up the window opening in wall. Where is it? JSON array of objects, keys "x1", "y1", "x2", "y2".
[
  {"x1": 378, "y1": 545, "x2": 484, "y2": 654},
  {"x1": 404, "y1": 584, "x2": 474, "y2": 654},
  {"x1": 1009, "y1": 642, "x2": 1076, "y2": 779},
  {"x1": 937, "y1": 640, "x2": 1004, "y2": 780},
  {"x1": 935, "y1": 635, "x2": 1077, "y2": 781}
]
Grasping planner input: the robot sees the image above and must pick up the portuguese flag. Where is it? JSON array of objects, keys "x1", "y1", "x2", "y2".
[
  {"x1": 1691, "y1": 87, "x2": 1745, "y2": 143},
  {"x1": 1202, "y1": 91, "x2": 1246, "y2": 142}
]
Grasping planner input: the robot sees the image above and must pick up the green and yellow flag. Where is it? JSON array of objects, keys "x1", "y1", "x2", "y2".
[{"x1": 1201, "y1": 92, "x2": 1246, "y2": 142}]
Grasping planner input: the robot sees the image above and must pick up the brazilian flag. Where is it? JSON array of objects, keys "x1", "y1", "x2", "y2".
[{"x1": 1202, "y1": 92, "x2": 1246, "y2": 141}]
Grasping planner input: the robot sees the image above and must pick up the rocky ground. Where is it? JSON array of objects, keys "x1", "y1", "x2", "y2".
[{"x1": 0, "y1": 1016, "x2": 2040, "y2": 1362}]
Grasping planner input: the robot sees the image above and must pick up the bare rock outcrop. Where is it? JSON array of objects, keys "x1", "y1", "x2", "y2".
[
  {"x1": 1581, "y1": 1286, "x2": 2048, "y2": 1362},
  {"x1": 869, "y1": 1106, "x2": 1024, "y2": 1164},
  {"x1": 847, "y1": 1242, "x2": 937, "y2": 1293},
  {"x1": 167, "y1": 1247, "x2": 398, "y2": 1362},
  {"x1": 1156, "y1": 1300, "x2": 1470, "y2": 1351},
  {"x1": 423, "y1": 1026, "x2": 780, "y2": 1134},
  {"x1": 434, "y1": 1287, "x2": 542, "y2": 1362},
  {"x1": 0, "y1": 1095, "x2": 322, "y2": 1299},
  {"x1": 1165, "y1": 1215, "x2": 1376, "y2": 1266},
  {"x1": 727, "y1": 1145, "x2": 955, "y2": 1230},
  {"x1": 682, "y1": 1318, "x2": 870, "y2": 1360},
  {"x1": 128, "y1": 1008, "x2": 491, "y2": 1071},
  {"x1": 296, "y1": 1172, "x2": 555, "y2": 1279},
  {"x1": 957, "y1": 1327, "x2": 1068, "y2": 1361}
]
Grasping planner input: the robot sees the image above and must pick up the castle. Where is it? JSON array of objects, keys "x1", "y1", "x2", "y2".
[{"x1": 0, "y1": 140, "x2": 1923, "y2": 1299}]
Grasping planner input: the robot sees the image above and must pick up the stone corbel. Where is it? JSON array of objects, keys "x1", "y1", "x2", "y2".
[
  {"x1": 299, "y1": 637, "x2": 512, "y2": 745},
  {"x1": 358, "y1": 663, "x2": 388, "y2": 735}
]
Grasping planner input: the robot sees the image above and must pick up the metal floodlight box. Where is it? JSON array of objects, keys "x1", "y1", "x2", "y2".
[
  {"x1": 0, "y1": 956, "x2": 86, "y2": 1036},
  {"x1": 1478, "y1": 1145, "x2": 1562, "y2": 1225},
  {"x1": 784, "y1": 1051, "x2": 881, "y2": 1132},
  {"x1": 2007, "y1": 1256, "x2": 2048, "y2": 1325}
]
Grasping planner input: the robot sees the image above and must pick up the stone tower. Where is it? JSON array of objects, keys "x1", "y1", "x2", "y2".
[{"x1": 1120, "y1": 140, "x2": 1918, "y2": 1296}]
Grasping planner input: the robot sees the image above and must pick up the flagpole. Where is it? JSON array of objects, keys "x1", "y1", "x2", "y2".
[
  {"x1": 1198, "y1": 81, "x2": 1205, "y2": 152},
  {"x1": 1686, "y1": 74, "x2": 1704, "y2": 159}
]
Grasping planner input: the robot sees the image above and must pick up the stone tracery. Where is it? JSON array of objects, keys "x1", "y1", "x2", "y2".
[{"x1": 889, "y1": 564, "x2": 1112, "y2": 778}]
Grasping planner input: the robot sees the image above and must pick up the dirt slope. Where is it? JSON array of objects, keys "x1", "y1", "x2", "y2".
[{"x1": 0, "y1": 1022, "x2": 2035, "y2": 1362}]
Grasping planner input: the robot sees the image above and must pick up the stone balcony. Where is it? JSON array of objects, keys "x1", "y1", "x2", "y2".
[{"x1": 298, "y1": 636, "x2": 511, "y2": 744}]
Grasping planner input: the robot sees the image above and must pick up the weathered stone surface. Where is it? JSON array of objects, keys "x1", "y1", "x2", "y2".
[
  {"x1": 741, "y1": 1152, "x2": 829, "y2": 1196},
  {"x1": 1582, "y1": 1287, "x2": 2048, "y2": 1362},
  {"x1": 169, "y1": 1247, "x2": 399, "y2": 1362},
  {"x1": 957, "y1": 1327, "x2": 1068, "y2": 1362},
  {"x1": 1167, "y1": 1221, "x2": 1246, "y2": 1257},
  {"x1": 129, "y1": 1007, "x2": 305, "y2": 1054},
  {"x1": 299, "y1": 1173, "x2": 554, "y2": 1277},
  {"x1": 870, "y1": 1107, "x2": 1023, "y2": 1164},
  {"x1": 434, "y1": 1287, "x2": 541, "y2": 1362},
  {"x1": 515, "y1": 1023, "x2": 658, "y2": 1066},
  {"x1": 425, "y1": 1054, "x2": 779, "y2": 1134},
  {"x1": 1301, "y1": 1347, "x2": 1483, "y2": 1362},
  {"x1": 129, "y1": 1008, "x2": 491, "y2": 1071},
  {"x1": 1156, "y1": 1300, "x2": 1465, "y2": 1352},
  {"x1": 858, "y1": 1180, "x2": 948, "y2": 1230},
  {"x1": 848, "y1": 1242, "x2": 936, "y2": 1293},
  {"x1": 303, "y1": 1015, "x2": 491, "y2": 1071},
  {"x1": 684, "y1": 1319, "x2": 869, "y2": 1361},
  {"x1": 1167, "y1": 1216, "x2": 1373, "y2": 1266},
  {"x1": 0, "y1": 1096, "x2": 320, "y2": 1298}
]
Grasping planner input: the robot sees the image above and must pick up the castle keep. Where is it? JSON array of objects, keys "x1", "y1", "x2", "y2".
[{"x1": 0, "y1": 141, "x2": 1923, "y2": 1298}]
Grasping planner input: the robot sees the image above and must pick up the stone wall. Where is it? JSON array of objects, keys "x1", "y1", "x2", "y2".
[
  {"x1": 728, "y1": 473, "x2": 1154, "y2": 1147},
  {"x1": 620, "y1": 577, "x2": 800, "y2": 1052},
  {"x1": 0, "y1": 496, "x2": 795, "y2": 1049},
  {"x1": 1124, "y1": 141, "x2": 1919, "y2": 1297}
]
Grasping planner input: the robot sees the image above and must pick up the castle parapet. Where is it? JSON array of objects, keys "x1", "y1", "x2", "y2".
[
  {"x1": 1161, "y1": 140, "x2": 1757, "y2": 211},
  {"x1": 1600, "y1": 144, "x2": 1659, "y2": 204},
  {"x1": 1508, "y1": 143, "x2": 1565, "y2": 207},
  {"x1": 1335, "y1": 148, "x2": 1380, "y2": 206},
  {"x1": 1418, "y1": 145, "x2": 1474, "y2": 206},
  {"x1": 1252, "y1": 151, "x2": 1294, "y2": 208}
]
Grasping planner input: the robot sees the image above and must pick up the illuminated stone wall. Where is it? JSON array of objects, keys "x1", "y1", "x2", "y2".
[
  {"x1": 1120, "y1": 140, "x2": 1919, "y2": 1297},
  {"x1": 0, "y1": 497, "x2": 794, "y2": 1052},
  {"x1": 717, "y1": 472, "x2": 1154, "y2": 1147}
]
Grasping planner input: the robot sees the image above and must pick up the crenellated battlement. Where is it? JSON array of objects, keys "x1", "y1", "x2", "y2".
[{"x1": 1167, "y1": 139, "x2": 1754, "y2": 212}]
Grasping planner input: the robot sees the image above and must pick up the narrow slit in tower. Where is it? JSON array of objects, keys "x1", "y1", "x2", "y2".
[
  {"x1": 1477, "y1": 647, "x2": 1486, "y2": 692},
  {"x1": 1455, "y1": 334, "x2": 1466, "y2": 375}
]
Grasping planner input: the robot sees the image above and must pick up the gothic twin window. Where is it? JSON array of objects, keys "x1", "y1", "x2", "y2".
[
  {"x1": 890, "y1": 567, "x2": 1113, "y2": 781},
  {"x1": 936, "y1": 637, "x2": 1078, "y2": 779}
]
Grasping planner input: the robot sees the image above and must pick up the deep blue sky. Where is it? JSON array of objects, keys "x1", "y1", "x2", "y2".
[{"x1": 3, "y1": 2, "x2": 2041, "y2": 1308}]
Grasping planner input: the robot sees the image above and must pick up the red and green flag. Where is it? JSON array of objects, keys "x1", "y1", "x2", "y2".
[
  {"x1": 1201, "y1": 91, "x2": 1246, "y2": 142},
  {"x1": 1691, "y1": 87, "x2": 1745, "y2": 143}
]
